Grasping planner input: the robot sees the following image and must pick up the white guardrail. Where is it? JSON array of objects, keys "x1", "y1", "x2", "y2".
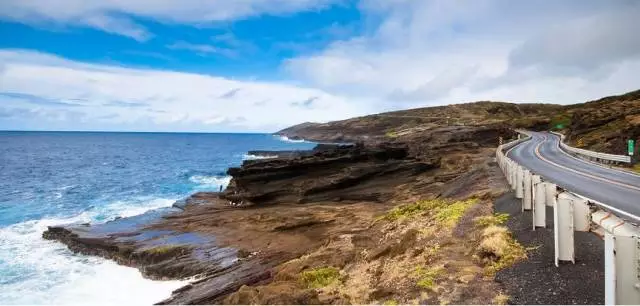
[
  {"x1": 496, "y1": 132, "x2": 640, "y2": 305},
  {"x1": 550, "y1": 131, "x2": 632, "y2": 164}
]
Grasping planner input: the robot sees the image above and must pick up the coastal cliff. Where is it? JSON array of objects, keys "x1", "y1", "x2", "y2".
[
  {"x1": 277, "y1": 89, "x2": 640, "y2": 156},
  {"x1": 42, "y1": 89, "x2": 638, "y2": 304}
]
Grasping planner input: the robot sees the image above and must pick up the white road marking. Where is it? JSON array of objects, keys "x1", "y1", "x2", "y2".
[
  {"x1": 533, "y1": 139, "x2": 640, "y2": 192},
  {"x1": 546, "y1": 133, "x2": 640, "y2": 181}
]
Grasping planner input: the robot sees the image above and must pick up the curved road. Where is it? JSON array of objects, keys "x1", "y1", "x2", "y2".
[{"x1": 507, "y1": 131, "x2": 640, "y2": 219}]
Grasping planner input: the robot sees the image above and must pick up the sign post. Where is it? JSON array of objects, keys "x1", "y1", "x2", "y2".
[{"x1": 630, "y1": 139, "x2": 637, "y2": 164}]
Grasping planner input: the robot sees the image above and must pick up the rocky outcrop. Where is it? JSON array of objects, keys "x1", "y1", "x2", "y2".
[
  {"x1": 222, "y1": 143, "x2": 437, "y2": 207},
  {"x1": 42, "y1": 206, "x2": 236, "y2": 281}
]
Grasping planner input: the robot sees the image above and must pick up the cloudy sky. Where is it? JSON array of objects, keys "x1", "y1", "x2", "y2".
[{"x1": 1, "y1": 0, "x2": 639, "y2": 132}]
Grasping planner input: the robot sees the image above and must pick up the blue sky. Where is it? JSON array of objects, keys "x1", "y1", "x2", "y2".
[{"x1": 1, "y1": 0, "x2": 639, "y2": 132}]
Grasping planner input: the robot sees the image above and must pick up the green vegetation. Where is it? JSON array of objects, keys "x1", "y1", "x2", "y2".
[
  {"x1": 383, "y1": 299, "x2": 399, "y2": 305},
  {"x1": 414, "y1": 265, "x2": 445, "y2": 290},
  {"x1": 385, "y1": 131, "x2": 398, "y2": 138},
  {"x1": 549, "y1": 113, "x2": 572, "y2": 130},
  {"x1": 378, "y1": 200, "x2": 437, "y2": 221},
  {"x1": 299, "y1": 267, "x2": 341, "y2": 288},
  {"x1": 631, "y1": 163, "x2": 640, "y2": 174},
  {"x1": 474, "y1": 213, "x2": 510, "y2": 227},
  {"x1": 434, "y1": 198, "x2": 478, "y2": 228},
  {"x1": 378, "y1": 198, "x2": 477, "y2": 224}
]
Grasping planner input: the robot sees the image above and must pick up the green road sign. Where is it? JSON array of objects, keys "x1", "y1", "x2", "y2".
[{"x1": 629, "y1": 139, "x2": 635, "y2": 156}]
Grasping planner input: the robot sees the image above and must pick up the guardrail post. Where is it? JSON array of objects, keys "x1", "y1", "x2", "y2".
[
  {"x1": 510, "y1": 161, "x2": 517, "y2": 190},
  {"x1": 523, "y1": 169, "x2": 533, "y2": 211},
  {"x1": 604, "y1": 231, "x2": 616, "y2": 305},
  {"x1": 544, "y1": 182, "x2": 556, "y2": 207},
  {"x1": 532, "y1": 175, "x2": 545, "y2": 229},
  {"x1": 515, "y1": 166, "x2": 524, "y2": 199},
  {"x1": 554, "y1": 192, "x2": 575, "y2": 265},
  {"x1": 592, "y1": 211, "x2": 640, "y2": 304},
  {"x1": 505, "y1": 160, "x2": 510, "y2": 185},
  {"x1": 572, "y1": 197, "x2": 590, "y2": 232}
]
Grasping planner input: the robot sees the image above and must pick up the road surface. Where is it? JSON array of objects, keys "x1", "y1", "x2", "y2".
[{"x1": 507, "y1": 131, "x2": 640, "y2": 219}]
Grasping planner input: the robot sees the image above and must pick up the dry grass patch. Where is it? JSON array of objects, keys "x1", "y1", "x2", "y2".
[
  {"x1": 493, "y1": 292, "x2": 510, "y2": 305},
  {"x1": 478, "y1": 225, "x2": 526, "y2": 276}
]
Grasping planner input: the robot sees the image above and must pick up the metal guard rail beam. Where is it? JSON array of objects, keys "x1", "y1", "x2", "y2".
[
  {"x1": 550, "y1": 131, "x2": 631, "y2": 164},
  {"x1": 496, "y1": 131, "x2": 640, "y2": 304},
  {"x1": 497, "y1": 130, "x2": 639, "y2": 223}
]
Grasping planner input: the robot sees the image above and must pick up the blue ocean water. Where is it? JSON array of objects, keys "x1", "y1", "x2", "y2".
[{"x1": 0, "y1": 131, "x2": 314, "y2": 304}]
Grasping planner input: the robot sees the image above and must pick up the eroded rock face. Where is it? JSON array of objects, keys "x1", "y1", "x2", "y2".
[{"x1": 221, "y1": 143, "x2": 438, "y2": 207}]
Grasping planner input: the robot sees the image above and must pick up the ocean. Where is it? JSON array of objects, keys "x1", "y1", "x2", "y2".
[{"x1": 0, "y1": 131, "x2": 314, "y2": 304}]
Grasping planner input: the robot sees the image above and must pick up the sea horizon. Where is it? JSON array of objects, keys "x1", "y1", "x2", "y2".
[{"x1": 0, "y1": 129, "x2": 277, "y2": 135}]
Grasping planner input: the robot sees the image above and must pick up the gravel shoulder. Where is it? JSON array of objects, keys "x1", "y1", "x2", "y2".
[{"x1": 494, "y1": 193, "x2": 604, "y2": 305}]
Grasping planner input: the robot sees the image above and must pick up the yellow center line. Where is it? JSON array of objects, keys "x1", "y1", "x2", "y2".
[{"x1": 534, "y1": 139, "x2": 640, "y2": 192}]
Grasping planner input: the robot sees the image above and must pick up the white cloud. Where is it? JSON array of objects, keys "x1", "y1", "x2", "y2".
[
  {"x1": 0, "y1": 0, "x2": 339, "y2": 40},
  {"x1": 0, "y1": 49, "x2": 371, "y2": 132},
  {"x1": 167, "y1": 41, "x2": 238, "y2": 58},
  {"x1": 286, "y1": 0, "x2": 640, "y2": 108}
]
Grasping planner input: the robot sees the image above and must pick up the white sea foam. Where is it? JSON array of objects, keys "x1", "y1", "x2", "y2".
[
  {"x1": 243, "y1": 154, "x2": 278, "y2": 160},
  {"x1": 189, "y1": 175, "x2": 231, "y2": 190},
  {"x1": 275, "y1": 135, "x2": 306, "y2": 143},
  {"x1": 0, "y1": 198, "x2": 187, "y2": 304}
]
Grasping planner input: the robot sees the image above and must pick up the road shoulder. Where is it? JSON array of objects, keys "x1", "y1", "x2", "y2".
[{"x1": 494, "y1": 193, "x2": 604, "y2": 304}]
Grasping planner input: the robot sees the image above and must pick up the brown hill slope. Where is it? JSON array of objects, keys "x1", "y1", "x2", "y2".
[{"x1": 278, "y1": 89, "x2": 640, "y2": 156}]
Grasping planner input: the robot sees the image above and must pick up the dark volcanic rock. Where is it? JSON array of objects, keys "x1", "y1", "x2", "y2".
[
  {"x1": 221, "y1": 143, "x2": 438, "y2": 206},
  {"x1": 247, "y1": 144, "x2": 353, "y2": 159},
  {"x1": 42, "y1": 205, "x2": 238, "y2": 281}
]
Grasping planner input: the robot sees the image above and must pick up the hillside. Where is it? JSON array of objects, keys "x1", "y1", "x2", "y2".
[{"x1": 278, "y1": 90, "x2": 640, "y2": 156}]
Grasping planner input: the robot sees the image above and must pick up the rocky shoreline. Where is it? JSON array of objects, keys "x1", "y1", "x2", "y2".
[
  {"x1": 43, "y1": 123, "x2": 516, "y2": 304},
  {"x1": 40, "y1": 91, "x2": 640, "y2": 304}
]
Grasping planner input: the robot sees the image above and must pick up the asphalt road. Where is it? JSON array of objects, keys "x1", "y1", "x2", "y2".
[{"x1": 507, "y1": 131, "x2": 640, "y2": 219}]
